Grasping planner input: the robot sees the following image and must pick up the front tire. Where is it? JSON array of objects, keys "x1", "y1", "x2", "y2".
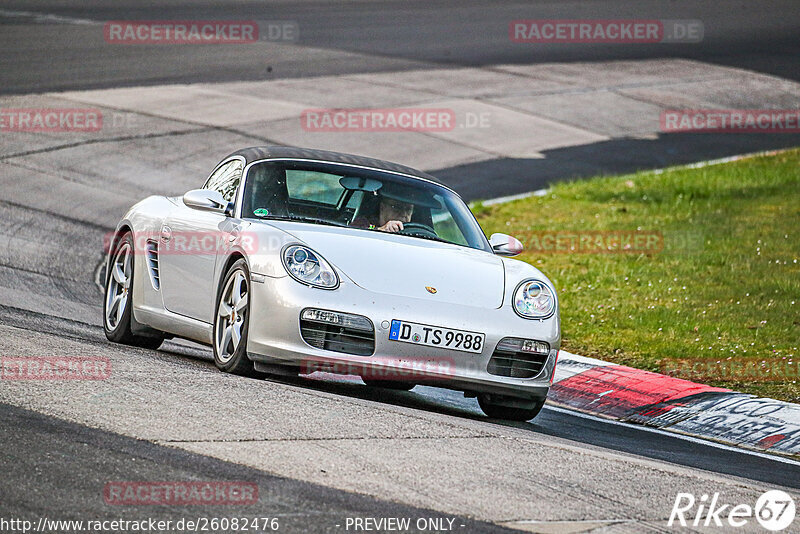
[
  {"x1": 103, "y1": 232, "x2": 164, "y2": 350},
  {"x1": 478, "y1": 394, "x2": 546, "y2": 421},
  {"x1": 213, "y1": 259, "x2": 260, "y2": 377}
]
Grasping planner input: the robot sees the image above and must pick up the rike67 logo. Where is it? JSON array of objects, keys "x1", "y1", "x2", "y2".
[{"x1": 669, "y1": 490, "x2": 795, "y2": 531}]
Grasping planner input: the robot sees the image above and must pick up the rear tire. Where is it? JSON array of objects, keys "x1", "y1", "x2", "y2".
[
  {"x1": 213, "y1": 259, "x2": 261, "y2": 377},
  {"x1": 103, "y1": 232, "x2": 164, "y2": 350},
  {"x1": 478, "y1": 394, "x2": 545, "y2": 421}
]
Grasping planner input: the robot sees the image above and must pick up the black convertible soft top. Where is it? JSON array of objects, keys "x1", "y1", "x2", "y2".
[{"x1": 226, "y1": 146, "x2": 444, "y2": 185}]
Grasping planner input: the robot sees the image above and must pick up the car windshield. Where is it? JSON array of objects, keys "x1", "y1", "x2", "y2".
[{"x1": 241, "y1": 160, "x2": 491, "y2": 252}]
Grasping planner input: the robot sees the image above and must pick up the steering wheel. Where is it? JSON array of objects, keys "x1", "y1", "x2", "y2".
[{"x1": 400, "y1": 221, "x2": 438, "y2": 238}]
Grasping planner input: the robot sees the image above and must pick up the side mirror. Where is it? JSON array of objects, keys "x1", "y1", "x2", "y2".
[
  {"x1": 183, "y1": 189, "x2": 230, "y2": 214},
  {"x1": 489, "y1": 233, "x2": 523, "y2": 256}
]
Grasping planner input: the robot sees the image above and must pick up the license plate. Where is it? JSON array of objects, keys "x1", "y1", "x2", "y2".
[{"x1": 388, "y1": 320, "x2": 485, "y2": 354}]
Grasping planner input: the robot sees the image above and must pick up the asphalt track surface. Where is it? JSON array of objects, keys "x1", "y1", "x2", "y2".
[
  {"x1": 0, "y1": 402, "x2": 514, "y2": 533},
  {"x1": 1, "y1": 1, "x2": 800, "y2": 532},
  {"x1": 1, "y1": 306, "x2": 798, "y2": 531},
  {"x1": 1, "y1": 0, "x2": 799, "y2": 94},
  {"x1": 1, "y1": 305, "x2": 798, "y2": 490}
]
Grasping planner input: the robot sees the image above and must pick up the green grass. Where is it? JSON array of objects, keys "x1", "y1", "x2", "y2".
[{"x1": 473, "y1": 149, "x2": 800, "y2": 402}]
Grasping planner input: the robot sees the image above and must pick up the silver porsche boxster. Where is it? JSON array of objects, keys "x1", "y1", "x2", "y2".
[{"x1": 103, "y1": 146, "x2": 560, "y2": 421}]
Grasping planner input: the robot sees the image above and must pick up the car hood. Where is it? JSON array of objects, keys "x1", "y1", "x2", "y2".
[{"x1": 272, "y1": 222, "x2": 505, "y2": 308}]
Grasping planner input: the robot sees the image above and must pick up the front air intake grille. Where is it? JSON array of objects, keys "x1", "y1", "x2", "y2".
[
  {"x1": 300, "y1": 320, "x2": 374, "y2": 356},
  {"x1": 145, "y1": 241, "x2": 160, "y2": 290},
  {"x1": 487, "y1": 348, "x2": 548, "y2": 379}
]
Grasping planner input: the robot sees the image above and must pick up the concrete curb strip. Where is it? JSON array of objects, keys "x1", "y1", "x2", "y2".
[{"x1": 550, "y1": 351, "x2": 800, "y2": 459}]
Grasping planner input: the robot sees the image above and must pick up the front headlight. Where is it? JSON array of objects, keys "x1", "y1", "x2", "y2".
[
  {"x1": 282, "y1": 244, "x2": 339, "y2": 289},
  {"x1": 513, "y1": 279, "x2": 556, "y2": 319}
]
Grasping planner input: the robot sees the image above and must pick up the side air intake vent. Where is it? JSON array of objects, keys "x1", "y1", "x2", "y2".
[{"x1": 145, "y1": 241, "x2": 160, "y2": 290}]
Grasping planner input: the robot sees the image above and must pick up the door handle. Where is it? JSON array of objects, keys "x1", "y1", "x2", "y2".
[{"x1": 161, "y1": 226, "x2": 172, "y2": 242}]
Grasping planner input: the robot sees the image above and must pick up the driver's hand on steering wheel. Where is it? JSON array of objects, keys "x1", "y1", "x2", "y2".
[{"x1": 378, "y1": 220, "x2": 404, "y2": 233}]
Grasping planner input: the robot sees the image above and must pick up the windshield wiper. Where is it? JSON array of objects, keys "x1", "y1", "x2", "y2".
[
  {"x1": 256, "y1": 214, "x2": 347, "y2": 228},
  {"x1": 257, "y1": 215, "x2": 450, "y2": 243}
]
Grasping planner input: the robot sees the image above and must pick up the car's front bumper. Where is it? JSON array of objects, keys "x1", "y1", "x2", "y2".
[{"x1": 246, "y1": 274, "x2": 560, "y2": 400}]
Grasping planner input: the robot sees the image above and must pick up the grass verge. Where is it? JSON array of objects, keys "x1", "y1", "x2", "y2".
[{"x1": 473, "y1": 149, "x2": 800, "y2": 402}]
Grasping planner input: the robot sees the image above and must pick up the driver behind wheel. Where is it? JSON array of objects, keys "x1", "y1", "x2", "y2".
[
  {"x1": 376, "y1": 196, "x2": 413, "y2": 233},
  {"x1": 352, "y1": 194, "x2": 414, "y2": 233}
]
